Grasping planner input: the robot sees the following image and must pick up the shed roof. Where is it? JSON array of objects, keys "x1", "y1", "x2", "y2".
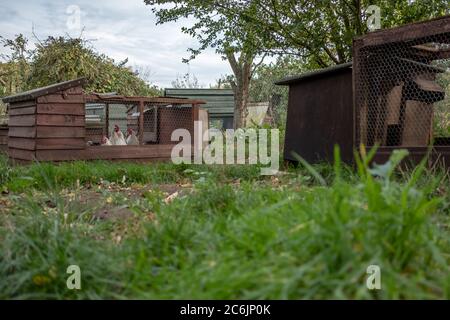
[
  {"x1": 275, "y1": 62, "x2": 352, "y2": 86},
  {"x1": 164, "y1": 88, "x2": 234, "y2": 116},
  {"x1": 2, "y1": 78, "x2": 87, "y2": 103}
]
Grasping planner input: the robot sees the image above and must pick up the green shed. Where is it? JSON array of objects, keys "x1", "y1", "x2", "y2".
[{"x1": 164, "y1": 88, "x2": 234, "y2": 129}]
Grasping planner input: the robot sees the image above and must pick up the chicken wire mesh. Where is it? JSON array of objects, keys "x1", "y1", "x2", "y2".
[
  {"x1": 143, "y1": 103, "x2": 193, "y2": 145},
  {"x1": 85, "y1": 98, "x2": 194, "y2": 146},
  {"x1": 355, "y1": 31, "x2": 450, "y2": 147}
]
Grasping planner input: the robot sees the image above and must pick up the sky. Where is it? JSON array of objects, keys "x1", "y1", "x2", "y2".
[{"x1": 0, "y1": 0, "x2": 232, "y2": 88}]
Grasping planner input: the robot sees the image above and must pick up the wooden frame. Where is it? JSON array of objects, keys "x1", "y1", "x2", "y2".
[
  {"x1": 1, "y1": 78, "x2": 207, "y2": 163},
  {"x1": 352, "y1": 15, "x2": 450, "y2": 167}
]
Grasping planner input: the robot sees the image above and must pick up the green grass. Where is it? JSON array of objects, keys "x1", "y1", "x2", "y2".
[{"x1": 0, "y1": 150, "x2": 449, "y2": 299}]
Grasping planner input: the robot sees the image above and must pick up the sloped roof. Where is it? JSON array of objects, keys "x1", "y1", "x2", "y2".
[
  {"x1": 2, "y1": 78, "x2": 87, "y2": 103},
  {"x1": 275, "y1": 62, "x2": 352, "y2": 86},
  {"x1": 164, "y1": 88, "x2": 234, "y2": 116}
]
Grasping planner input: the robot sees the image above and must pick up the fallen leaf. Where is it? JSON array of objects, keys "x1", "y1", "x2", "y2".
[{"x1": 164, "y1": 191, "x2": 179, "y2": 204}]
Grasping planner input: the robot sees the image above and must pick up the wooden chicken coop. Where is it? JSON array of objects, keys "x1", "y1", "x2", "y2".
[
  {"x1": 353, "y1": 15, "x2": 450, "y2": 165},
  {"x1": 279, "y1": 16, "x2": 450, "y2": 167},
  {"x1": 1, "y1": 78, "x2": 208, "y2": 163}
]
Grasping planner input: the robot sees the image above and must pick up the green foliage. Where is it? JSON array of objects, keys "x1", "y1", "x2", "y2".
[
  {"x1": 0, "y1": 35, "x2": 160, "y2": 98},
  {"x1": 171, "y1": 72, "x2": 201, "y2": 89},
  {"x1": 0, "y1": 155, "x2": 263, "y2": 193},
  {"x1": 234, "y1": 0, "x2": 449, "y2": 66},
  {"x1": 145, "y1": 0, "x2": 268, "y2": 128},
  {"x1": 0, "y1": 151, "x2": 449, "y2": 299},
  {"x1": 249, "y1": 56, "x2": 306, "y2": 128}
]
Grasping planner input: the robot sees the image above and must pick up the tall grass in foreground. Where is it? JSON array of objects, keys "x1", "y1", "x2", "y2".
[
  {"x1": 0, "y1": 149, "x2": 449, "y2": 299},
  {"x1": 0, "y1": 155, "x2": 263, "y2": 192}
]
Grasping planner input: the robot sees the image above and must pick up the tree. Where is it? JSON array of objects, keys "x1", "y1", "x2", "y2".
[
  {"x1": 145, "y1": 0, "x2": 267, "y2": 128},
  {"x1": 0, "y1": 35, "x2": 160, "y2": 101},
  {"x1": 210, "y1": 76, "x2": 232, "y2": 90},
  {"x1": 28, "y1": 36, "x2": 159, "y2": 96},
  {"x1": 229, "y1": 0, "x2": 450, "y2": 67},
  {"x1": 0, "y1": 34, "x2": 30, "y2": 96},
  {"x1": 171, "y1": 72, "x2": 201, "y2": 88},
  {"x1": 249, "y1": 56, "x2": 305, "y2": 127}
]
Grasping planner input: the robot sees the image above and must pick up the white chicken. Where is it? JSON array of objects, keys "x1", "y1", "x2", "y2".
[
  {"x1": 101, "y1": 135, "x2": 112, "y2": 146},
  {"x1": 111, "y1": 125, "x2": 127, "y2": 145},
  {"x1": 126, "y1": 128, "x2": 139, "y2": 145}
]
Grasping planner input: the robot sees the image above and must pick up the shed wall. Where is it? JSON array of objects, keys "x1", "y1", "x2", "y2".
[
  {"x1": 7, "y1": 85, "x2": 86, "y2": 162},
  {"x1": 284, "y1": 69, "x2": 353, "y2": 164},
  {"x1": 8, "y1": 99, "x2": 37, "y2": 160}
]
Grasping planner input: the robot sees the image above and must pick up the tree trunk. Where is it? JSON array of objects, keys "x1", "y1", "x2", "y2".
[{"x1": 226, "y1": 50, "x2": 253, "y2": 129}]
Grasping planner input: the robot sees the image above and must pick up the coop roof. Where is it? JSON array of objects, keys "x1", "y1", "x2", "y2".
[
  {"x1": 2, "y1": 78, "x2": 87, "y2": 104},
  {"x1": 275, "y1": 62, "x2": 353, "y2": 86},
  {"x1": 164, "y1": 88, "x2": 234, "y2": 116}
]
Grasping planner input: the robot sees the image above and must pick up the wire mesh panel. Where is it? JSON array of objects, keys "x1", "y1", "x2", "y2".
[
  {"x1": 85, "y1": 102, "x2": 106, "y2": 144},
  {"x1": 85, "y1": 99, "x2": 140, "y2": 146},
  {"x1": 85, "y1": 97, "x2": 195, "y2": 146},
  {"x1": 153, "y1": 104, "x2": 194, "y2": 144},
  {"x1": 355, "y1": 25, "x2": 450, "y2": 147}
]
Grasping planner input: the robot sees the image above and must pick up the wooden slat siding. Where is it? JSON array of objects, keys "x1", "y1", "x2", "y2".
[
  {"x1": 0, "y1": 128, "x2": 8, "y2": 144},
  {"x1": 36, "y1": 145, "x2": 175, "y2": 161},
  {"x1": 8, "y1": 137, "x2": 36, "y2": 150},
  {"x1": 37, "y1": 126, "x2": 85, "y2": 138},
  {"x1": 7, "y1": 99, "x2": 37, "y2": 163},
  {"x1": 283, "y1": 68, "x2": 354, "y2": 164},
  {"x1": 36, "y1": 114, "x2": 85, "y2": 126},
  {"x1": 9, "y1": 115, "x2": 36, "y2": 127},
  {"x1": 37, "y1": 104, "x2": 84, "y2": 115},
  {"x1": 9, "y1": 105, "x2": 36, "y2": 116},
  {"x1": 0, "y1": 128, "x2": 8, "y2": 145},
  {"x1": 8, "y1": 148, "x2": 35, "y2": 161},
  {"x1": 86, "y1": 145, "x2": 175, "y2": 160},
  {"x1": 0, "y1": 135, "x2": 7, "y2": 145},
  {"x1": 8, "y1": 100, "x2": 36, "y2": 109},
  {"x1": 9, "y1": 126, "x2": 36, "y2": 138},
  {"x1": 36, "y1": 138, "x2": 86, "y2": 150},
  {"x1": 37, "y1": 94, "x2": 84, "y2": 104}
]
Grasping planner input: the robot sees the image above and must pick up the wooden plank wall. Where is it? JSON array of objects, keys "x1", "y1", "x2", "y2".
[
  {"x1": 34, "y1": 145, "x2": 175, "y2": 162},
  {"x1": 7, "y1": 88, "x2": 202, "y2": 163},
  {"x1": 8, "y1": 99, "x2": 37, "y2": 160},
  {"x1": 0, "y1": 125, "x2": 8, "y2": 153},
  {"x1": 34, "y1": 86, "x2": 86, "y2": 161},
  {"x1": 8, "y1": 85, "x2": 86, "y2": 161}
]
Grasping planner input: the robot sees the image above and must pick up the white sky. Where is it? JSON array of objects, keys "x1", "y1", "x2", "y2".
[{"x1": 0, "y1": 0, "x2": 232, "y2": 88}]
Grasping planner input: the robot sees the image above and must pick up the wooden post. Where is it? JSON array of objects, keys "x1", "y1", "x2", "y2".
[
  {"x1": 105, "y1": 103, "x2": 109, "y2": 137},
  {"x1": 192, "y1": 103, "x2": 199, "y2": 122},
  {"x1": 192, "y1": 103, "x2": 201, "y2": 163},
  {"x1": 139, "y1": 100, "x2": 144, "y2": 145}
]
